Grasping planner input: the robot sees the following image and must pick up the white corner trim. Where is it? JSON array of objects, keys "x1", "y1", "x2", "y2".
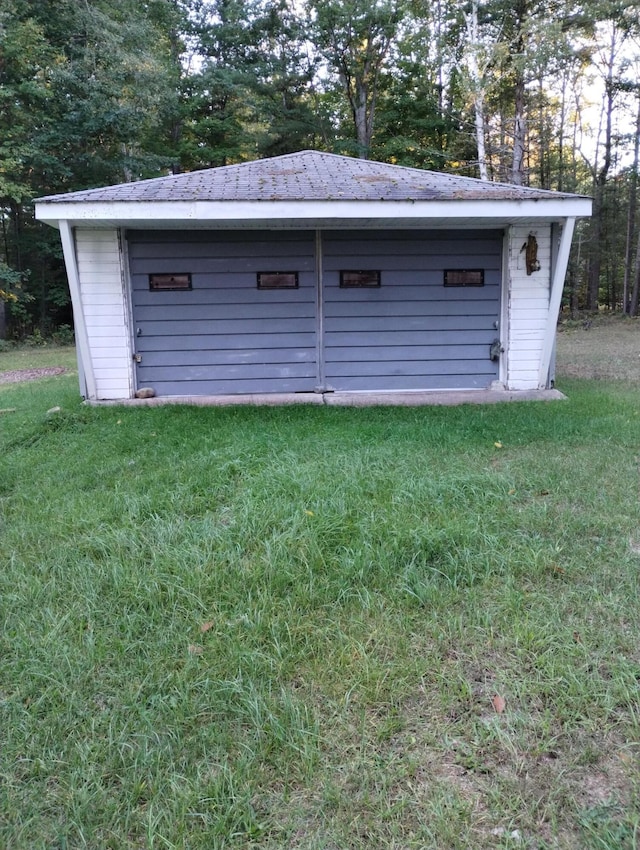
[
  {"x1": 537, "y1": 217, "x2": 576, "y2": 388},
  {"x1": 499, "y1": 229, "x2": 510, "y2": 385},
  {"x1": 118, "y1": 229, "x2": 136, "y2": 397},
  {"x1": 59, "y1": 221, "x2": 97, "y2": 399}
]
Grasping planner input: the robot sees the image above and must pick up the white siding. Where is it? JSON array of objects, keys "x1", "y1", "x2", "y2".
[
  {"x1": 506, "y1": 224, "x2": 551, "y2": 390},
  {"x1": 75, "y1": 229, "x2": 133, "y2": 399}
]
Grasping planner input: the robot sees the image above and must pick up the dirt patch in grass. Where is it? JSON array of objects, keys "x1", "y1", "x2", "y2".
[
  {"x1": 0, "y1": 366, "x2": 67, "y2": 384},
  {"x1": 556, "y1": 315, "x2": 640, "y2": 382}
]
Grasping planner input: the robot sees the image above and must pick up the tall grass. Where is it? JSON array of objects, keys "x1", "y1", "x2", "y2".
[{"x1": 1, "y1": 373, "x2": 639, "y2": 848}]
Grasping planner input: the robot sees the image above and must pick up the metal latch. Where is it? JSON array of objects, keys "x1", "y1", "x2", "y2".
[
  {"x1": 133, "y1": 353, "x2": 142, "y2": 363},
  {"x1": 489, "y1": 339, "x2": 503, "y2": 362}
]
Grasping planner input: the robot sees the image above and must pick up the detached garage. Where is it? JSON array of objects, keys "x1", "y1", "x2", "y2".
[{"x1": 35, "y1": 151, "x2": 591, "y2": 403}]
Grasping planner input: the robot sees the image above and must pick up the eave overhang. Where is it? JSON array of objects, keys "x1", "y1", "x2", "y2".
[{"x1": 35, "y1": 196, "x2": 593, "y2": 230}]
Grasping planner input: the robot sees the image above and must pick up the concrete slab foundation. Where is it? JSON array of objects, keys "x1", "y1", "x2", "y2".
[{"x1": 89, "y1": 388, "x2": 566, "y2": 408}]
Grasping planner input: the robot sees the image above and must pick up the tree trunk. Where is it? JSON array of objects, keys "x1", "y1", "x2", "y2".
[
  {"x1": 0, "y1": 300, "x2": 6, "y2": 340},
  {"x1": 623, "y1": 93, "x2": 640, "y2": 313},
  {"x1": 510, "y1": 0, "x2": 527, "y2": 187},
  {"x1": 353, "y1": 90, "x2": 370, "y2": 158},
  {"x1": 586, "y1": 31, "x2": 616, "y2": 311},
  {"x1": 630, "y1": 227, "x2": 640, "y2": 316},
  {"x1": 512, "y1": 65, "x2": 526, "y2": 185},
  {"x1": 463, "y1": 0, "x2": 489, "y2": 181}
]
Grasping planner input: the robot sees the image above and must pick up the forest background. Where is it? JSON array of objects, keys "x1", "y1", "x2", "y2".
[{"x1": 1, "y1": 0, "x2": 639, "y2": 341}]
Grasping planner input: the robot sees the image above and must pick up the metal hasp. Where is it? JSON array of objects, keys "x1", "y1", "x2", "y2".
[{"x1": 489, "y1": 338, "x2": 503, "y2": 362}]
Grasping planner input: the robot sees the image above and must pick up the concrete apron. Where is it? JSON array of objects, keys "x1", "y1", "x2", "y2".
[{"x1": 89, "y1": 388, "x2": 566, "y2": 408}]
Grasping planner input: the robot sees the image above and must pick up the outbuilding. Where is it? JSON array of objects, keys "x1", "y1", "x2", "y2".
[{"x1": 35, "y1": 151, "x2": 591, "y2": 403}]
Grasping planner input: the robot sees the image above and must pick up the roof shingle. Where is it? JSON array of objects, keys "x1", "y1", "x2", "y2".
[{"x1": 37, "y1": 150, "x2": 587, "y2": 205}]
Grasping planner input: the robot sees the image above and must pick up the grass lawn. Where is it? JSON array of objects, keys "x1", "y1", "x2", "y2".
[{"x1": 1, "y1": 336, "x2": 639, "y2": 848}]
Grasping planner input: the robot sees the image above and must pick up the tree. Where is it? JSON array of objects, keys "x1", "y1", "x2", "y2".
[
  {"x1": 0, "y1": 0, "x2": 185, "y2": 336},
  {"x1": 307, "y1": 0, "x2": 405, "y2": 159}
]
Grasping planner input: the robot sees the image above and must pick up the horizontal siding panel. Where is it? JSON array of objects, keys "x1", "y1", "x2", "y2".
[
  {"x1": 137, "y1": 363, "x2": 315, "y2": 382},
  {"x1": 509, "y1": 336, "x2": 545, "y2": 347},
  {"x1": 511, "y1": 291, "x2": 547, "y2": 303},
  {"x1": 137, "y1": 332, "x2": 315, "y2": 352},
  {"x1": 324, "y1": 285, "x2": 500, "y2": 302},
  {"x1": 85, "y1": 323, "x2": 130, "y2": 338},
  {"x1": 83, "y1": 292, "x2": 126, "y2": 306},
  {"x1": 326, "y1": 343, "x2": 494, "y2": 363},
  {"x1": 326, "y1": 333, "x2": 492, "y2": 352},
  {"x1": 509, "y1": 318, "x2": 546, "y2": 331},
  {"x1": 80, "y1": 283, "x2": 123, "y2": 297},
  {"x1": 77, "y1": 256, "x2": 121, "y2": 268},
  {"x1": 327, "y1": 359, "x2": 494, "y2": 378},
  {"x1": 324, "y1": 230, "x2": 503, "y2": 250},
  {"x1": 93, "y1": 365, "x2": 131, "y2": 381},
  {"x1": 78, "y1": 272, "x2": 122, "y2": 286},
  {"x1": 324, "y1": 272, "x2": 502, "y2": 289},
  {"x1": 91, "y1": 345, "x2": 129, "y2": 358},
  {"x1": 133, "y1": 287, "x2": 314, "y2": 306},
  {"x1": 323, "y1": 256, "x2": 501, "y2": 272},
  {"x1": 130, "y1": 258, "x2": 315, "y2": 276},
  {"x1": 137, "y1": 302, "x2": 315, "y2": 322},
  {"x1": 140, "y1": 377, "x2": 315, "y2": 395},
  {"x1": 325, "y1": 318, "x2": 496, "y2": 335},
  {"x1": 84, "y1": 304, "x2": 125, "y2": 318},
  {"x1": 510, "y1": 350, "x2": 542, "y2": 363},
  {"x1": 326, "y1": 337, "x2": 493, "y2": 363},
  {"x1": 328, "y1": 374, "x2": 495, "y2": 391},
  {"x1": 127, "y1": 234, "x2": 315, "y2": 259},
  {"x1": 95, "y1": 388, "x2": 131, "y2": 400},
  {"x1": 137, "y1": 317, "x2": 314, "y2": 337},
  {"x1": 324, "y1": 302, "x2": 498, "y2": 319},
  {"x1": 142, "y1": 348, "x2": 316, "y2": 367},
  {"x1": 93, "y1": 359, "x2": 131, "y2": 375},
  {"x1": 510, "y1": 310, "x2": 548, "y2": 323},
  {"x1": 508, "y1": 371, "x2": 539, "y2": 383},
  {"x1": 95, "y1": 377, "x2": 134, "y2": 391}
]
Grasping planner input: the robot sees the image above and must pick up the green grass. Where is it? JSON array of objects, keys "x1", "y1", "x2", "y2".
[
  {"x1": 0, "y1": 344, "x2": 77, "y2": 376},
  {"x1": 1, "y1": 365, "x2": 640, "y2": 848}
]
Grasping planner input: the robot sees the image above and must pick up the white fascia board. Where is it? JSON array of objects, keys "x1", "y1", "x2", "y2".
[{"x1": 35, "y1": 196, "x2": 593, "y2": 228}]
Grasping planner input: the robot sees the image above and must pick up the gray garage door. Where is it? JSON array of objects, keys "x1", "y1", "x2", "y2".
[
  {"x1": 128, "y1": 228, "x2": 502, "y2": 396},
  {"x1": 322, "y1": 229, "x2": 502, "y2": 391},
  {"x1": 128, "y1": 230, "x2": 318, "y2": 395}
]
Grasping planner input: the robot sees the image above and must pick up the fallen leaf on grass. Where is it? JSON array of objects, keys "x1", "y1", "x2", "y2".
[
  {"x1": 494, "y1": 441, "x2": 503, "y2": 448},
  {"x1": 200, "y1": 621, "x2": 214, "y2": 633},
  {"x1": 304, "y1": 510, "x2": 315, "y2": 516},
  {"x1": 188, "y1": 644, "x2": 203, "y2": 655},
  {"x1": 492, "y1": 694, "x2": 506, "y2": 714}
]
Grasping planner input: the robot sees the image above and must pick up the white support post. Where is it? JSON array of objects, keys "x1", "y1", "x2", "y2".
[
  {"x1": 59, "y1": 220, "x2": 97, "y2": 400},
  {"x1": 538, "y1": 217, "x2": 575, "y2": 388}
]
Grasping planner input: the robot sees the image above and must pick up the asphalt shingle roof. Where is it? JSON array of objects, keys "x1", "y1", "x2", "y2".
[{"x1": 37, "y1": 151, "x2": 586, "y2": 205}]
